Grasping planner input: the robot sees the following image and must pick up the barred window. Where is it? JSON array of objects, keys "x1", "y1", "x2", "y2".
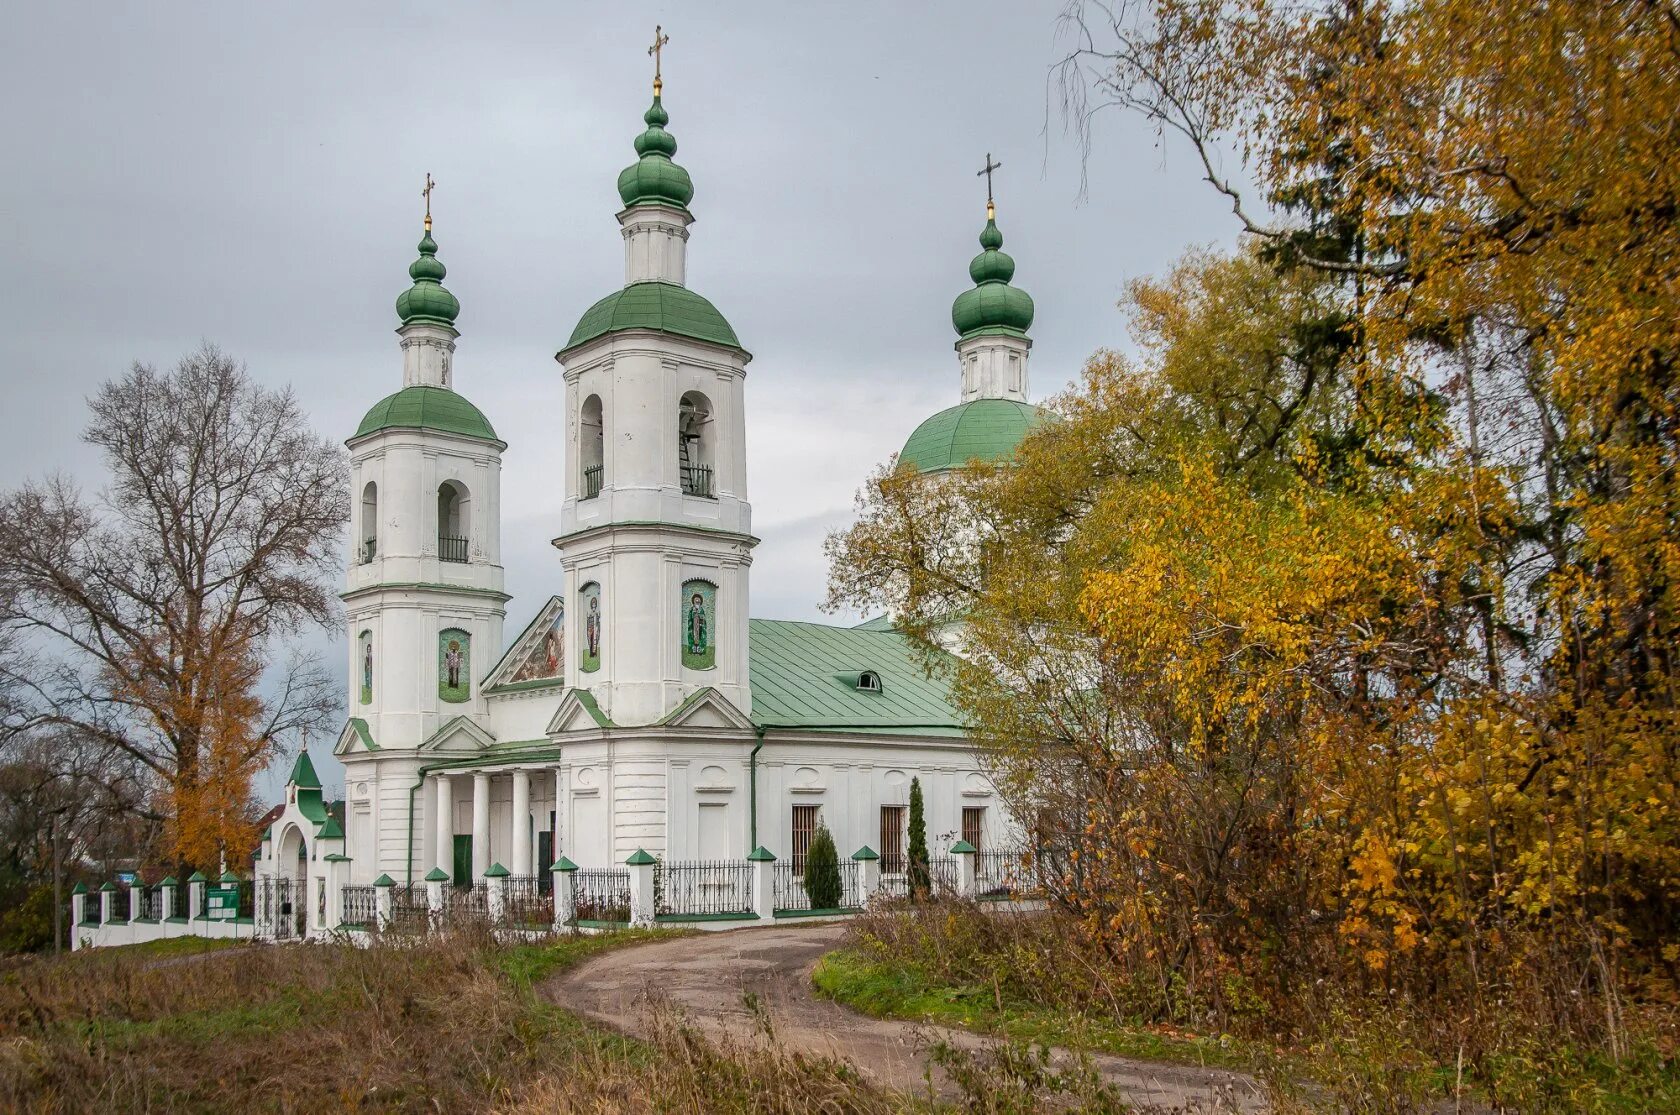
[
  {"x1": 791, "y1": 805, "x2": 819, "y2": 872},
  {"x1": 962, "y1": 806, "x2": 985, "y2": 856},
  {"x1": 880, "y1": 805, "x2": 906, "y2": 874}
]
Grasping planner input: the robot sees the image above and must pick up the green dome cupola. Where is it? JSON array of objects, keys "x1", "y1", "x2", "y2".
[
  {"x1": 950, "y1": 215, "x2": 1034, "y2": 339},
  {"x1": 617, "y1": 95, "x2": 694, "y2": 210},
  {"x1": 395, "y1": 230, "x2": 461, "y2": 328}
]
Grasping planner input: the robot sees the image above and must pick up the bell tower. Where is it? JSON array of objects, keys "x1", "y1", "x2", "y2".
[
  {"x1": 553, "y1": 60, "x2": 754, "y2": 727},
  {"x1": 344, "y1": 192, "x2": 508, "y2": 752}
]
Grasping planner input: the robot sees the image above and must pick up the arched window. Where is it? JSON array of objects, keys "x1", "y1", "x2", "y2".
[
  {"x1": 580, "y1": 395, "x2": 604, "y2": 499},
  {"x1": 678, "y1": 391, "x2": 715, "y2": 498},
  {"x1": 437, "y1": 480, "x2": 470, "y2": 563},
  {"x1": 359, "y1": 481, "x2": 378, "y2": 564}
]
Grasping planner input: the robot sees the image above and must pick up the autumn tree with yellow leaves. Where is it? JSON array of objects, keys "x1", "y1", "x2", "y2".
[
  {"x1": 0, "y1": 347, "x2": 347, "y2": 873},
  {"x1": 830, "y1": 0, "x2": 1680, "y2": 1081}
]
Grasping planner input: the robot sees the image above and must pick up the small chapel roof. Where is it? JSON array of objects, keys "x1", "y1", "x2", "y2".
[
  {"x1": 899, "y1": 397, "x2": 1048, "y2": 474},
  {"x1": 353, "y1": 385, "x2": 501, "y2": 445}
]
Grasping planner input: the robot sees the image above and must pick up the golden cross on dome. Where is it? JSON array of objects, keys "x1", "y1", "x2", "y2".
[
  {"x1": 977, "y1": 153, "x2": 1002, "y2": 219},
  {"x1": 648, "y1": 25, "x2": 670, "y2": 94},
  {"x1": 422, "y1": 172, "x2": 436, "y2": 232}
]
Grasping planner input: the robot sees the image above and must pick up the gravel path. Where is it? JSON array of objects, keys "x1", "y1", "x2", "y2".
[{"x1": 543, "y1": 923, "x2": 1267, "y2": 1111}]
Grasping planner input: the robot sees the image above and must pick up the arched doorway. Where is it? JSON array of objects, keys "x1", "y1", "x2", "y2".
[{"x1": 270, "y1": 824, "x2": 308, "y2": 940}]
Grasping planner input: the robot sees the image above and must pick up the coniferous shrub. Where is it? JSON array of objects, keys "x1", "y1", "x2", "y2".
[
  {"x1": 803, "y1": 824, "x2": 843, "y2": 910},
  {"x1": 907, "y1": 777, "x2": 930, "y2": 899}
]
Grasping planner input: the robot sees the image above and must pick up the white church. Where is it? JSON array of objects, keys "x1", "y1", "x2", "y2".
[{"x1": 258, "y1": 61, "x2": 1050, "y2": 897}]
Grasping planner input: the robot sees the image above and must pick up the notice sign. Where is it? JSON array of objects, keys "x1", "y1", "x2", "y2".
[{"x1": 206, "y1": 884, "x2": 239, "y2": 920}]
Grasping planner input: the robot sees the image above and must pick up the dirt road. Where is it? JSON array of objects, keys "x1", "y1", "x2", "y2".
[{"x1": 544, "y1": 923, "x2": 1266, "y2": 1111}]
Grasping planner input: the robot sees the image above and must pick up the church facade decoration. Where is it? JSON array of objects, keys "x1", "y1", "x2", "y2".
[
  {"x1": 511, "y1": 605, "x2": 565, "y2": 682},
  {"x1": 681, "y1": 579, "x2": 715, "y2": 670},
  {"x1": 358, "y1": 630, "x2": 373, "y2": 705},
  {"x1": 579, "y1": 583, "x2": 602, "y2": 673},
  {"x1": 439, "y1": 628, "x2": 471, "y2": 703}
]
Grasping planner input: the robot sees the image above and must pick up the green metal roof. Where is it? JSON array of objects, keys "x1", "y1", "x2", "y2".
[
  {"x1": 353, "y1": 385, "x2": 501, "y2": 444},
  {"x1": 746, "y1": 619, "x2": 966, "y2": 735},
  {"x1": 395, "y1": 230, "x2": 461, "y2": 327},
  {"x1": 899, "y1": 398, "x2": 1048, "y2": 474},
  {"x1": 951, "y1": 216, "x2": 1034, "y2": 339},
  {"x1": 852, "y1": 614, "x2": 898, "y2": 632},
  {"x1": 288, "y1": 751, "x2": 322, "y2": 790},
  {"x1": 618, "y1": 95, "x2": 695, "y2": 209},
  {"x1": 564, "y1": 282, "x2": 742, "y2": 354}
]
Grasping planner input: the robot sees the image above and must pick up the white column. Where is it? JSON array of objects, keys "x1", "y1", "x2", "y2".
[
  {"x1": 434, "y1": 773, "x2": 453, "y2": 878},
  {"x1": 511, "y1": 768, "x2": 531, "y2": 877},
  {"x1": 553, "y1": 768, "x2": 564, "y2": 864},
  {"x1": 472, "y1": 772, "x2": 490, "y2": 879}
]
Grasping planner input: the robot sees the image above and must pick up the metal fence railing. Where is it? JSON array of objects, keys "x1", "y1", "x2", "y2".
[
  {"x1": 390, "y1": 883, "x2": 429, "y2": 933},
  {"x1": 450, "y1": 882, "x2": 489, "y2": 920},
  {"x1": 974, "y1": 847, "x2": 1044, "y2": 899},
  {"x1": 505, "y1": 875, "x2": 553, "y2": 929},
  {"x1": 656, "y1": 860, "x2": 754, "y2": 917},
  {"x1": 571, "y1": 869, "x2": 631, "y2": 924},
  {"x1": 582, "y1": 464, "x2": 604, "y2": 499},
  {"x1": 438, "y1": 534, "x2": 469, "y2": 563},
  {"x1": 772, "y1": 861, "x2": 861, "y2": 913},
  {"x1": 680, "y1": 464, "x2": 713, "y2": 498},
  {"x1": 133, "y1": 887, "x2": 160, "y2": 920},
  {"x1": 170, "y1": 882, "x2": 189, "y2": 920},
  {"x1": 342, "y1": 885, "x2": 378, "y2": 927}
]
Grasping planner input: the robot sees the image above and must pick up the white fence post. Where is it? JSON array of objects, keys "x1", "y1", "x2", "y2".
[
  {"x1": 626, "y1": 849, "x2": 657, "y2": 928},
  {"x1": 188, "y1": 871, "x2": 207, "y2": 922},
  {"x1": 852, "y1": 846, "x2": 881, "y2": 908},
  {"x1": 99, "y1": 882, "x2": 115, "y2": 925},
  {"x1": 373, "y1": 873, "x2": 395, "y2": 931},
  {"x1": 425, "y1": 868, "x2": 448, "y2": 931},
  {"x1": 70, "y1": 883, "x2": 87, "y2": 949},
  {"x1": 485, "y1": 862, "x2": 509, "y2": 925},
  {"x1": 552, "y1": 857, "x2": 576, "y2": 931},
  {"x1": 748, "y1": 846, "x2": 776, "y2": 921},
  {"x1": 951, "y1": 839, "x2": 978, "y2": 898}
]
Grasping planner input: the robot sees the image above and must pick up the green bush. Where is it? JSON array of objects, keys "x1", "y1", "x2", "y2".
[
  {"x1": 0, "y1": 884, "x2": 57, "y2": 954},
  {"x1": 803, "y1": 825, "x2": 843, "y2": 909}
]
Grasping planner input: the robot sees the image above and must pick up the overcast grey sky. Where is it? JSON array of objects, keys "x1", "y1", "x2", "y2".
[{"x1": 0, "y1": 3, "x2": 1236, "y2": 795}]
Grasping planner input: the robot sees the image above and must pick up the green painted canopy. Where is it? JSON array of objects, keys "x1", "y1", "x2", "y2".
[
  {"x1": 899, "y1": 398, "x2": 1047, "y2": 474},
  {"x1": 618, "y1": 95, "x2": 694, "y2": 209},
  {"x1": 354, "y1": 385, "x2": 501, "y2": 443},
  {"x1": 951, "y1": 217, "x2": 1034, "y2": 339},
  {"x1": 395, "y1": 230, "x2": 461, "y2": 328},
  {"x1": 565, "y1": 281, "x2": 741, "y2": 353}
]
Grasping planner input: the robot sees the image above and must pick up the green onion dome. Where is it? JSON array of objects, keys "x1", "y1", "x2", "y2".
[
  {"x1": 395, "y1": 231, "x2": 460, "y2": 327},
  {"x1": 951, "y1": 217, "x2": 1033, "y2": 339},
  {"x1": 617, "y1": 95, "x2": 694, "y2": 209},
  {"x1": 899, "y1": 398, "x2": 1047, "y2": 474}
]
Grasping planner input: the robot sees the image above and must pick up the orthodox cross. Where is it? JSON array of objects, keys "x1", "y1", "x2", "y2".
[
  {"x1": 422, "y1": 172, "x2": 436, "y2": 232},
  {"x1": 977, "y1": 153, "x2": 1002, "y2": 218},
  {"x1": 648, "y1": 25, "x2": 670, "y2": 94}
]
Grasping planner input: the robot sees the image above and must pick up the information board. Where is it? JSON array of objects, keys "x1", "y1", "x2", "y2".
[{"x1": 205, "y1": 884, "x2": 239, "y2": 920}]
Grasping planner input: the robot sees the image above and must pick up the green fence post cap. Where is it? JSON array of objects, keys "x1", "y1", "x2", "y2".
[
  {"x1": 625, "y1": 849, "x2": 656, "y2": 867},
  {"x1": 158, "y1": 876, "x2": 177, "y2": 887},
  {"x1": 551, "y1": 856, "x2": 578, "y2": 872},
  {"x1": 71, "y1": 882, "x2": 88, "y2": 895},
  {"x1": 746, "y1": 846, "x2": 776, "y2": 862},
  {"x1": 373, "y1": 873, "x2": 395, "y2": 886},
  {"x1": 949, "y1": 840, "x2": 977, "y2": 854},
  {"x1": 220, "y1": 870, "x2": 241, "y2": 883},
  {"x1": 851, "y1": 846, "x2": 879, "y2": 861},
  {"x1": 99, "y1": 881, "x2": 116, "y2": 892},
  {"x1": 187, "y1": 870, "x2": 207, "y2": 883},
  {"x1": 483, "y1": 862, "x2": 510, "y2": 878},
  {"x1": 424, "y1": 867, "x2": 450, "y2": 882}
]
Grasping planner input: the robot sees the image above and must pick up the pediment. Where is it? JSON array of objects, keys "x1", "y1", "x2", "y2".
[
  {"x1": 420, "y1": 714, "x2": 496, "y2": 753},
  {"x1": 546, "y1": 689, "x2": 615, "y2": 736},
  {"x1": 333, "y1": 717, "x2": 379, "y2": 757},
  {"x1": 658, "y1": 687, "x2": 753, "y2": 732},
  {"x1": 482, "y1": 595, "x2": 565, "y2": 691}
]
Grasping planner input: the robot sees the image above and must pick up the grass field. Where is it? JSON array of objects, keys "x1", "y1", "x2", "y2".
[{"x1": 0, "y1": 929, "x2": 922, "y2": 1114}]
